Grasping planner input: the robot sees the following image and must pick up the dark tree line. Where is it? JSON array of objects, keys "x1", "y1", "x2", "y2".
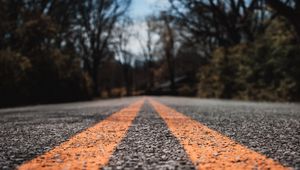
[
  {"x1": 0, "y1": 0, "x2": 299, "y2": 107},
  {"x1": 162, "y1": 0, "x2": 300, "y2": 100},
  {"x1": 138, "y1": 0, "x2": 300, "y2": 101},
  {"x1": 0, "y1": 0, "x2": 132, "y2": 107}
]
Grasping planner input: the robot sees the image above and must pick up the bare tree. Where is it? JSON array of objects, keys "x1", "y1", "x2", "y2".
[
  {"x1": 147, "y1": 12, "x2": 178, "y2": 93},
  {"x1": 169, "y1": 0, "x2": 266, "y2": 49},
  {"x1": 114, "y1": 18, "x2": 134, "y2": 96},
  {"x1": 161, "y1": 12, "x2": 176, "y2": 93},
  {"x1": 137, "y1": 17, "x2": 158, "y2": 92},
  {"x1": 75, "y1": 0, "x2": 131, "y2": 96}
]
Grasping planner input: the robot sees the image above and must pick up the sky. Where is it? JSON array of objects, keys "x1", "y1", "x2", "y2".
[
  {"x1": 129, "y1": 0, "x2": 169, "y2": 20},
  {"x1": 125, "y1": 0, "x2": 170, "y2": 57}
]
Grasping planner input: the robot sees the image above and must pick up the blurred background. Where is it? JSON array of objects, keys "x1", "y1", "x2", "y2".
[{"x1": 0, "y1": 0, "x2": 299, "y2": 107}]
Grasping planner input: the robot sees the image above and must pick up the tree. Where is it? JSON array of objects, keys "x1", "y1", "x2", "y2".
[
  {"x1": 168, "y1": 0, "x2": 268, "y2": 98},
  {"x1": 114, "y1": 18, "x2": 134, "y2": 96},
  {"x1": 75, "y1": 0, "x2": 131, "y2": 96},
  {"x1": 138, "y1": 16, "x2": 158, "y2": 92},
  {"x1": 161, "y1": 12, "x2": 176, "y2": 93},
  {"x1": 0, "y1": 0, "x2": 92, "y2": 106},
  {"x1": 169, "y1": 0, "x2": 266, "y2": 49},
  {"x1": 265, "y1": 0, "x2": 300, "y2": 41},
  {"x1": 144, "y1": 12, "x2": 179, "y2": 94}
]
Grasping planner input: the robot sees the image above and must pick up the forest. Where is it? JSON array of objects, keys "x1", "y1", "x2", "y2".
[{"x1": 0, "y1": 0, "x2": 299, "y2": 107}]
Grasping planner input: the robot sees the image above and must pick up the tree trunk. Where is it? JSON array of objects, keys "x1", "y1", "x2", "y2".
[
  {"x1": 166, "y1": 51, "x2": 176, "y2": 94},
  {"x1": 91, "y1": 59, "x2": 100, "y2": 97},
  {"x1": 221, "y1": 48, "x2": 234, "y2": 99},
  {"x1": 123, "y1": 65, "x2": 132, "y2": 96},
  {"x1": 92, "y1": 69, "x2": 99, "y2": 97},
  {"x1": 290, "y1": 17, "x2": 300, "y2": 42},
  {"x1": 146, "y1": 61, "x2": 155, "y2": 92}
]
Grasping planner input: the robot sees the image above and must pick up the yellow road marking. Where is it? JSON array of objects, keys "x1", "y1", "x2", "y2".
[
  {"x1": 149, "y1": 99, "x2": 289, "y2": 170},
  {"x1": 18, "y1": 99, "x2": 144, "y2": 170}
]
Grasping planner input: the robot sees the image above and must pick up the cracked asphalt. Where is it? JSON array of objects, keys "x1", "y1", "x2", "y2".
[{"x1": 0, "y1": 96, "x2": 299, "y2": 169}]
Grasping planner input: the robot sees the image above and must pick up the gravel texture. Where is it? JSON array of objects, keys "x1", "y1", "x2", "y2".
[
  {"x1": 0, "y1": 97, "x2": 139, "y2": 169},
  {"x1": 154, "y1": 97, "x2": 300, "y2": 169},
  {"x1": 103, "y1": 101, "x2": 195, "y2": 170}
]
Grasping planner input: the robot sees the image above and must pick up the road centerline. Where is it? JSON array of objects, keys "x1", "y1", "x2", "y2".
[
  {"x1": 149, "y1": 99, "x2": 289, "y2": 170},
  {"x1": 17, "y1": 99, "x2": 144, "y2": 170},
  {"x1": 103, "y1": 101, "x2": 195, "y2": 169}
]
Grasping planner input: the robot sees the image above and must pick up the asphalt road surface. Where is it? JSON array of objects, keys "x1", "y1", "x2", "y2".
[{"x1": 0, "y1": 96, "x2": 299, "y2": 169}]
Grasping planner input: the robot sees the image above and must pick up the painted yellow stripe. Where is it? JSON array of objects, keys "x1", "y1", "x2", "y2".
[
  {"x1": 18, "y1": 99, "x2": 144, "y2": 170},
  {"x1": 149, "y1": 99, "x2": 289, "y2": 170}
]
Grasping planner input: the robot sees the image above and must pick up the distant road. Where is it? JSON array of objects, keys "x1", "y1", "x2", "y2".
[{"x1": 0, "y1": 97, "x2": 299, "y2": 169}]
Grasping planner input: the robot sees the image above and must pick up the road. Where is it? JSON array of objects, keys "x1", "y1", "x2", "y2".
[{"x1": 0, "y1": 96, "x2": 299, "y2": 169}]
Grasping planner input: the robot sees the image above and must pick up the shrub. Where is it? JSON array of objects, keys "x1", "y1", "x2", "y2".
[
  {"x1": 0, "y1": 49, "x2": 93, "y2": 107},
  {"x1": 197, "y1": 18, "x2": 300, "y2": 101}
]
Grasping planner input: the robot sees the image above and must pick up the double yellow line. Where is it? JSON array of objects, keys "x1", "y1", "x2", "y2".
[
  {"x1": 149, "y1": 99, "x2": 287, "y2": 170},
  {"x1": 18, "y1": 98, "x2": 288, "y2": 170}
]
